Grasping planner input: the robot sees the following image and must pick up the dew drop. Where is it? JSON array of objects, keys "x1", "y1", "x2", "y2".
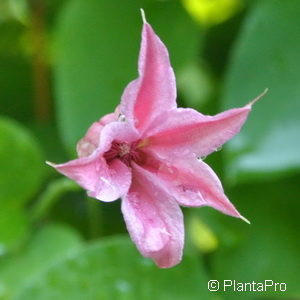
[
  {"x1": 118, "y1": 113, "x2": 126, "y2": 122},
  {"x1": 198, "y1": 155, "x2": 207, "y2": 161}
]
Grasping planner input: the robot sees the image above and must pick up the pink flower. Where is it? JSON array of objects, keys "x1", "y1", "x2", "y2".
[{"x1": 47, "y1": 13, "x2": 266, "y2": 268}]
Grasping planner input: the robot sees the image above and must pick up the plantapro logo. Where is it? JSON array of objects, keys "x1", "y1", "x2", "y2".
[{"x1": 208, "y1": 279, "x2": 287, "y2": 292}]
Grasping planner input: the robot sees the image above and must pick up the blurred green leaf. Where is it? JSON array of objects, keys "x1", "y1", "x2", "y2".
[
  {"x1": 8, "y1": 0, "x2": 29, "y2": 24},
  {"x1": 0, "y1": 207, "x2": 30, "y2": 255},
  {"x1": 0, "y1": 1, "x2": 12, "y2": 22},
  {"x1": 0, "y1": 117, "x2": 44, "y2": 210},
  {"x1": 53, "y1": 0, "x2": 200, "y2": 153},
  {"x1": 0, "y1": 22, "x2": 33, "y2": 122},
  {"x1": 31, "y1": 178, "x2": 80, "y2": 222},
  {"x1": 145, "y1": 1, "x2": 201, "y2": 72},
  {"x1": 211, "y1": 175, "x2": 300, "y2": 299},
  {"x1": 0, "y1": 223, "x2": 83, "y2": 300},
  {"x1": 221, "y1": 0, "x2": 300, "y2": 183},
  {"x1": 0, "y1": 117, "x2": 44, "y2": 253},
  {"x1": 177, "y1": 62, "x2": 214, "y2": 109},
  {"x1": 11, "y1": 236, "x2": 212, "y2": 300}
]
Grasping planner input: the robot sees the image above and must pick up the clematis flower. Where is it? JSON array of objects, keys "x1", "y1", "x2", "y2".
[{"x1": 47, "y1": 12, "x2": 267, "y2": 268}]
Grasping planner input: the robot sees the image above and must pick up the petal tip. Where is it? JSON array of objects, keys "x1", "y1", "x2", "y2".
[
  {"x1": 45, "y1": 160, "x2": 56, "y2": 168},
  {"x1": 155, "y1": 259, "x2": 181, "y2": 269},
  {"x1": 247, "y1": 88, "x2": 269, "y2": 107},
  {"x1": 140, "y1": 8, "x2": 147, "y2": 24},
  {"x1": 240, "y1": 215, "x2": 251, "y2": 225}
]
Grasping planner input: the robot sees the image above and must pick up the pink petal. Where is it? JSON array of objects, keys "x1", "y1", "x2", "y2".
[
  {"x1": 48, "y1": 120, "x2": 138, "y2": 202},
  {"x1": 88, "y1": 158, "x2": 132, "y2": 201},
  {"x1": 76, "y1": 121, "x2": 104, "y2": 158},
  {"x1": 77, "y1": 112, "x2": 117, "y2": 158},
  {"x1": 99, "y1": 121, "x2": 140, "y2": 153},
  {"x1": 143, "y1": 154, "x2": 245, "y2": 220},
  {"x1": 120, "y1": 20, "x2": 176, "y2": 133},
  {"x1": 144, "y1": 105, "x2": 252, "y2": 160},
  {"x1": 47, "y1": 154, "x2": 131, "y2": 202},
  {"x1": 121, "y1": 164, "x2": 184, "y2": 268}
]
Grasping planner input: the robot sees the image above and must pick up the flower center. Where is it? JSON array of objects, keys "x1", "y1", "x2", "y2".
[
  {"x1": 118, "y1": 143, "x2": 131, "y2": 157},
  {"x1": 104, "y1": 141, "x2": 145, "y2": 167}
]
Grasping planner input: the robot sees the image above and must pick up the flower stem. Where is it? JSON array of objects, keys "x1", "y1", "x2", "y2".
[{"x1": 28, "y1": 0, "x2": 52, "y2": 123}]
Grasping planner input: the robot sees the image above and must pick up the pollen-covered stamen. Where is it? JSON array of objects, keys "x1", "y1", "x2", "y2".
[
  {"x1": 104, "y1": 141, "x2": 145, "y2": 167},
  {"x1": 119, "y1": 143, "x2": 131, "y2": 157}
]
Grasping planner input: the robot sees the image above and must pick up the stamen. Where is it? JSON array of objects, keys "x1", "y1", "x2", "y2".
[
  {"x1": 103, "y1": 141, "x2": 145, "y2": 167},
  {"x1": 119, "y1": 143, "x2": 131, "y2": 157}
]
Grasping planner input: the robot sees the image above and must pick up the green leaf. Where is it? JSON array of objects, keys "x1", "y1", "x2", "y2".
[
  {"x1": 177, "y1": 62, "x2": 214, "y2": 109},
  {"x1": 0, "y1": 117, "x2": 44, "y2": 210},
  {"x1": 211, "y1": 175, "x2": 300, "y2": 299},
  {"x1": 11, "y1": 236, "x2": 212, "y2": 300},
  {"x1": 0, "y1": 207, "x2": 30, "y2": 255},
  {"x1": 145, "y1": 1, "x2": 201, "y2": 72},
  {"x1": 53, "y1": 0, "x2": 200, "y2": 153},
  {"x1": 31, "y1": 178, "x2": 81, "y2": 222},
  {"x1": 221, "y1": 0, "x2": 300, "y2": 183},
  {"x1": 0, "y1": 118, "x2": 45, "y2": 253},
  {"x1": 0, "y1": 22, "x2": 34, "y2": 122},
  {"x1": 0, "y1": 223, "x2": 83, "y2": 300}
]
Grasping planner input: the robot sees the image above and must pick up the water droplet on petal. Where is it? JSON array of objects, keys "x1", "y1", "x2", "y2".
[
  {"x1": 118, "y1": 113, "x2": 126, "y2": 122},
  {"x1": 198, "y1": 155, "x2": 207, "y2": 161}
]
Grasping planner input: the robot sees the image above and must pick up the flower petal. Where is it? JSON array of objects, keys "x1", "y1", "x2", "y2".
[
  {"x1": 88, "y1": 158, "x2": 132, "y2": 201},
  {"x1": 77, "y1": 111, "x2": 118, "y2": 158},
  {"x1": 120, "y1": 20, "x2": 176, "y2": 133},
  {"x1": 144, "y1": 105, "x2": 252, "y2": 160},
  {"x1": 76, "y1": 121, "x2": 103, "y2": 158},
  {"x1": 143, "y1": 154, "x2": 245, "y2": 220},
  {"x1": 48, "y1": 120, "x2": 138, "y2": 202},
  {"x1": 121, "y1": 164, "x2": 184, "y2": 268},
  {"x1": 47, "y1": 154, "x2": 131, "y2": 202}
]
